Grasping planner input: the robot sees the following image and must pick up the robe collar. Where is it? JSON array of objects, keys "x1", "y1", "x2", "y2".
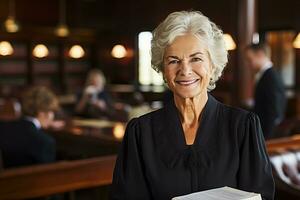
[{"x1": 157, "y1": 93, "x2": 220, "y2": 169}]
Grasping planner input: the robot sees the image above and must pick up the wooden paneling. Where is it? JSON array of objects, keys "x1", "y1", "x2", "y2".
[{"x1": 0, "y1": 0, "x2": 298, "y2": 99}]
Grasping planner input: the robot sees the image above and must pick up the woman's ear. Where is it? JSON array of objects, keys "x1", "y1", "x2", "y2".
[{"x1": 207, "y1": 62, "x2": 213, "y2": 76}]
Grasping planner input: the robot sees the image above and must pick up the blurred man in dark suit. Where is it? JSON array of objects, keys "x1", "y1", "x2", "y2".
[
  {"x1": 245, "y1": 43, "x2": 286, "y2": 139},
  {"x1": 0, "y1": 86, "x2": 59, "y2": 168}
]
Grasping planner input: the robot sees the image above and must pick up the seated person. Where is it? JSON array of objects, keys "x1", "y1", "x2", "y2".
[
  {"x1": 75, "y1": 69, "x2": 126, "y2": 120},
  {"x1": 0, "y1": 86, "x2": 59, "y2": 168}
]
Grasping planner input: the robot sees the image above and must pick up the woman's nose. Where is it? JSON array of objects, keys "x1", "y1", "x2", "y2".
[{"x1": 179, "y1": 60, "x2": 192, "y2": 76}]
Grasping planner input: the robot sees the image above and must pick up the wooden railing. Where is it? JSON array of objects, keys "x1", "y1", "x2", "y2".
[
  {"x1": 0, "y1": 155, "x2": 116, "y2": 200},
  {"x1": 266, "y1": 134, "x2": 300, "y2": 154},
  {"x1": 1, "y1": 135, "x2": 300, "y2": 200}
]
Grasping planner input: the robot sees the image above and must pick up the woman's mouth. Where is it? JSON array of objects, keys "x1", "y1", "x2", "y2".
[{"x1": 175, "y1": 79, "x2": 199, "y2": 86}]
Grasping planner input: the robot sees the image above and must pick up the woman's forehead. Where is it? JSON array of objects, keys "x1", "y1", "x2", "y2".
[{"x1": 165, "y1": 38, "x2": 207, "y2": 58}]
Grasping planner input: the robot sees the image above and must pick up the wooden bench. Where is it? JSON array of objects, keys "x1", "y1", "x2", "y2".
[
  {"x1": 266, "y1": 134, "x2": 300, "y2": 154},
  {"x1": 0, "y1": 155, "x2": 116, "y2": 200},
  {"x1": 266, "y1": 135, "x2": 300, "y2": 199}
]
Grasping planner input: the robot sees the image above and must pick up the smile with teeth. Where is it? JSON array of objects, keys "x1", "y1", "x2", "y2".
[{"x1": 175, "y1": 79, "x2": 199, "y2": 86}]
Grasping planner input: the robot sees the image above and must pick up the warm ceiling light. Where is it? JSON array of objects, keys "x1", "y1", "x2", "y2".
[
  {"x1": 55, "y1": 24, "x2": 69, "y2": 37},
  {"x1": 113, "y1": 123, "x2": 125, "y2": 140},
  {"x1": 293, "y1": 33, "x2": 300, "y2": 49},
  {"x1": 55, "y1": 0, "x2": 69, "y2": 37},
  {"x1": 4, "y1": 17, "x2": 19, "y2": 33},
  {"x1": 4, "y1": 0, "x2": 20, "y2": 33},
  {"x1": 111, "y1": 45, "x2": 127, "y2": 58},
  {"x1": 0, "y1": 41, "x2": 14, "y2": 56},
  {"x1": 223, "y1": 33, "x2": 237, "y2": 51},
  {"x1": 69, "y1": 45, "x2": 85, "y2": 58},
  {"x1": 33, "y1": 44, "x2": 49, "y2": 58}
]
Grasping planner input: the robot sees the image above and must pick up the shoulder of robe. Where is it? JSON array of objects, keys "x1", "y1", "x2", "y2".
[
  {"x1": 138, "y1": 107, "x2": 164, "y2": 121},
  {"x1": 218, "y1": 101, "x2": 251, "y2": 121},
  {"x1": 216, "y1": 102, "x2": 259, "y2": 143},
  {"x1": 125, "y1": 108, "x2": 164, "y2": 138},
  {"x1": 126, "y1": 109, "x2": 162, "y2": 134},
  {"x1": 132, "y1": 107, "x2": 165, "y2": 130},
  {"x1": 240, "y1": 111, "x2": 263, "y2": 145}
]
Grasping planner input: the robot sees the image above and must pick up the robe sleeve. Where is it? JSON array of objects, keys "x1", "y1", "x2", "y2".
[
  {"x1": 237, "y1": 112, "x2": 275, "y2": 200},
  {"x1": 110, "y1": 118, "x2": 151, "y2": 200}
]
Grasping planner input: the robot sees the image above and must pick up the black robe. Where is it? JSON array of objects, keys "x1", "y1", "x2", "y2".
[{"x1": 111, "y1": 94, "x2": 274, "y2": 200}]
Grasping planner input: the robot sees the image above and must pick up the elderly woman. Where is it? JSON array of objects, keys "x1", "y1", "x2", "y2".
[{"x1": 111, "y1": 11, "x2": 274, "y2": 200}]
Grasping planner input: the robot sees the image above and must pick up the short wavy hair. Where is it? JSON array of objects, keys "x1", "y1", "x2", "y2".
[
  {"x1": 151, "y1": 11, "x2": 228, "y2": 91},
  {"x1": 85, "y1": 68, "x2": 106, "y2": 87},
  {"x1": 22, "y1": 86, "x2": 59, "y2": 117}
]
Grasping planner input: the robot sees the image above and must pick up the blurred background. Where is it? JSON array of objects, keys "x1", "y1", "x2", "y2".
[{"x1": 0, "y1": 0, "x2": 299, "y2": 199}]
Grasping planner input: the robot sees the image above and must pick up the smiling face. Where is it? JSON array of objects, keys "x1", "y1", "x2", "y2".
[{"x1": 163, "y1": 34, "x2": 212, "y2": 99}]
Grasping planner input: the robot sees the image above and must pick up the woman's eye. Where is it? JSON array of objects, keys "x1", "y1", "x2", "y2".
[
  {"x1": 191, "y1": 57, "x2": 203, "y2": 62},
  {"x1": 169, "y1": 60, "x2": 179, "y2": 64}
]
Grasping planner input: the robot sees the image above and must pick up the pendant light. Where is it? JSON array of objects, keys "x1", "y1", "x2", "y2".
[
  {"x1": 69, "y1": 45, "x2": 85, "y2": 59},
  {"x1": 111, "y1": 44, "x2": 127, "y2": 58},
  {"x1": 33, "y1": 44, "x2": 49, "y2": 58},
  {"x1": 4, "y1": 0, "x2": 20, "y2": 33},
  {"x1": 55, "y1": 0, "x2": 69, "y2": 37},
  {"x1": 0, "y1": 41, "x2": 14, "y2": 56}
]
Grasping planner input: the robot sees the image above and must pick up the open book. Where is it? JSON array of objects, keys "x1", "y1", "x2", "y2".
[{"x1": 172, "y1": 187, "x2": 262, "y2": 200}]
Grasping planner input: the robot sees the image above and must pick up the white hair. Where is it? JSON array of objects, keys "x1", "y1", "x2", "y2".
[{"x1": 151, "y1": 11, "x2": 228, "y2": 91}]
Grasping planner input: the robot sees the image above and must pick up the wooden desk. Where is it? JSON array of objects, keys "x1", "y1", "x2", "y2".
[
  {"x1": 53, "y1": 118, "x2": 125, "y2": 141},
  {"x1": 48, "y1": 119, "x2": 124, "y2": 160}
]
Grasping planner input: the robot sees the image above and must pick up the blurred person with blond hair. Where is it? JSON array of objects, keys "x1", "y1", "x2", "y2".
[{"x1": 0, "y1": 86, "x2": 60, "y2": 168}]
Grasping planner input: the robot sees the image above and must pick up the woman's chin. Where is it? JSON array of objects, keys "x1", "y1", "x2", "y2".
[{"x1": 174, "y1": 90, "x2": 202, "y2": 99}]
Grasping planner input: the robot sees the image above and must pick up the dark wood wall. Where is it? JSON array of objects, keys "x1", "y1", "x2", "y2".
[
  {"x1": 0, "y1": 0, "x2": 298, "y2": 93},
  {"x1": 0, "y1": 0, "x2": 297, "y2": 32}
]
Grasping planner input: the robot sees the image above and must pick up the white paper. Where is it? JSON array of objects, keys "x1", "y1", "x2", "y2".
[{"x1": 172, "y1": 187, "x2": 262, "y2": 200}]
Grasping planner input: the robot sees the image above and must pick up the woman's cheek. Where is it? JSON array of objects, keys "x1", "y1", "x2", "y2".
[
  {"x1": 163, "y1": 74, "x2": 174, "y2": 89},
  {"x1": 202, "y1": 63, "x2": 213, "y2": 80}
]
